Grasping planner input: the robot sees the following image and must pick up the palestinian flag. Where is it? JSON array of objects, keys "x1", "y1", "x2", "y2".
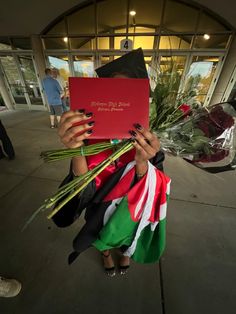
[
  {"x1": 52, "y1": 150, "x2": 169, "y2": 265},
  {"x1": 92, "y1": 161, "x2": 171, "y2": 263}
]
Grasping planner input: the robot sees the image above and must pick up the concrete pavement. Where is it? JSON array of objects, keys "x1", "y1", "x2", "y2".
[{"x1": 0, "y1": 110, "x2": 235, "y2": 314}]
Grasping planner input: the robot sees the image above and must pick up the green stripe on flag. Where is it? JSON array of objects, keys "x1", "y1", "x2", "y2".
[
  {"x1": 93, "y1": 195, "x2": 167, "y2": 264},
  {"x1": 131, "y1": 219, "x2": 166, "y2": 263},
  {"x1": 93, "y1": 196, "x2": 138, "y2": 251}
]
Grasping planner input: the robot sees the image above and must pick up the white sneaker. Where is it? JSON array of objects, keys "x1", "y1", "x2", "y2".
[{"x1": 0, "y1": 277, "x2": 22, "y2": 297}]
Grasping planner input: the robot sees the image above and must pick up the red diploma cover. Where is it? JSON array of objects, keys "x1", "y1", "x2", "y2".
[{"x1": 69, "y1": 77, "x2": 149, "y2": 139}]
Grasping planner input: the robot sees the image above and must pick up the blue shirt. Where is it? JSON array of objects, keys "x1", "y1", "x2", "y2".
[{"x1": 42, "y1": 75, "x2": 62, "y2": 105}]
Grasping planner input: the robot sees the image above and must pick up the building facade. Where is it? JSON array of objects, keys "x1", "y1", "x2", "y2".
[{"x1": 0, "y1": 0, "x2": 236, "y2": 111}]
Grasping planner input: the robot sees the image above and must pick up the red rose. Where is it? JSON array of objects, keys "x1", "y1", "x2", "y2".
[
  {"x1": 179, "y1": 104, "x2": 191, "y2": 115},
  {"x1": 196, "y1": 105, "x2": 234, "y2": 138},
  {"x1": 195, "y1": 149, "x2": 229, "y2": 163}
]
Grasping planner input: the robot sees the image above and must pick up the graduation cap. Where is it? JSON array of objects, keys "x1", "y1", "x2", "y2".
[{"x1": 95, "y1": 48, "x2": 148, "y2": 79}]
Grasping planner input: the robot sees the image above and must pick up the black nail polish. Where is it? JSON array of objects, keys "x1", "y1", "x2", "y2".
[
  {"x1": 88, "y1": 121, "x2": 95, "y2": 126},
  {"x1": 129, "y1": 130, "x2": 137, "y2": 137},
  {"x1": 86, "y1": 112, "x2": 93, "y2": 117},
  {"x1": 87, "y1": 129, "x2": 93, "y2": 134},
  {"x1": 78, "y1": 109, "x2": 85, "y2": 113},
  {"x1": 134, "y1": 123, "x2": 142, "y2": 130}
]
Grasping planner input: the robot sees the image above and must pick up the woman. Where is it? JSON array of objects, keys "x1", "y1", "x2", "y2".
[
  {"x1": 53, "y1": 108, "x2": 168, "y2": 276},
  {"x1": 53, "y1": 49, "x2": 170, "y2": 276}
]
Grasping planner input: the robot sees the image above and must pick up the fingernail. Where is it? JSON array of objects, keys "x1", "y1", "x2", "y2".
[
  {"x1": 134, "y1": 123, "x2": 142, "y2": 130},
  {"x1": 78, "y1": 109, "x2": 85, "y2": 113},
  {"x1": 88, "y1": 121, "x2": 95, "y2": 126},
  {"x1": 87, "y1": 129, "x2": 93, "y2": 134},
  {"x1": 86, "y1": 112, "x2": 93, "y2": 117},
  {"x1": 129, "y1": 130, "x2": 137, "y2": 137},
  {"x1": 131, "y1": 138, "x2": 136, "y2": 143}
]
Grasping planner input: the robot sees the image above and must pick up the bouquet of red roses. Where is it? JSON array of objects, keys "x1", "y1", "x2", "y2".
[
  {"x1": 23, "y1": 101, "x2": 236, "y2": 229},
  {"x1": 156, "y1": 101, "x2": 236, "y2": 172}
]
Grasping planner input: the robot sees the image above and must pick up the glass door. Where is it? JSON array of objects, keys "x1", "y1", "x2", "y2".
[
  {"x1": 47, "y1": 55, "x2": 70, "y2": 85},
  {"x1": 72, "y1": 56, "x2": 95, "y2": 77},
  {"x1": 228, "y1": 82, "x2": 236, "y2": 101},
  {"x1": 18, "y1": 55, "x2": 44, "y2": 106},
  {"x1": 221, "y1": 65, "x2": 236, "y2": 102},
  {"x1": 149, "y1": 55, "x2": 187, "y2": 94},
  {"x1": 183, "y1": 55, "x2": 220, "y2": 106},
  {"x1": 0, "y1": 55, "x2": 28, "y2": 106},
  {"x1": 0, "y1": 55, "x2": 44, "y2": 109}
]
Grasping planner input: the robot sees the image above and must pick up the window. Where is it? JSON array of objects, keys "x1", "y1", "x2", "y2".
[
  {"x1": 70, "y1": 38, "x2": 96, "y2": 50},
  {"x1": 67, "y1": 4, "x2": 95, "y2": 35},
  {"x1": 0, "y1": 38, "x2": 12, "y2": 50},
  {"x1": 43, "y1": 38, "x2": 68, "y2": 50},
  {"x1": 159, "y1": 36, "x2": 191, "y2": 49},
  {"x1": 46, "y1": 19, "x2": 66, "y2": 35},
  {"x1": 12, "y1": 38, "x2": 32, "y2": 50},
  {"x1": 97, "y1": 0, "x2": 128, "y2": 34},
  {"x1": 128, "y1": 0, "x2": 163, "y2": 30},
  {"x1": 184, "y1": 56, "x2": 219, "y2": 105},
  {"x1": 193, "y1": 35, "x2": 230, "y2": 49},
  {"x1": 197, "y1": 12, "x2": 230, "y2": 33},
  {"x1": 73, "y1": 56, "x2": 95, "y2": 77},
  {"x1": 48, "y1": 55, "x2": 70, "y2": 81},
  {"x1": 163, "y1": 0, "x2": 199, "y2": 32}
]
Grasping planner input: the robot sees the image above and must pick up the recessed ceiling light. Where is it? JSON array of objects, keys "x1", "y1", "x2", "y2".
[
  {"x1": 63, "y1": 37, "x2": 68, "y2": 43},
  {"x1": 203, "y1": 34, "x2": 210, "y2": 40},
  {"x1": 129, "y1": 11, "x2": 136, "y2": 16}
]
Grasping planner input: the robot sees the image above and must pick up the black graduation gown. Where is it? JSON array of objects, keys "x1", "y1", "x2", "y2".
[{"x1": 52, "y1": 150, "x2": 165, "y2": 264}]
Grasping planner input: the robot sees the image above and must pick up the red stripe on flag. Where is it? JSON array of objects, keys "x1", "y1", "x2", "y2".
[
  {"x1": 149, "y1": 171, "x2": 170, "y2": 222},
  {"x1": 104, "y1": 164, "x2": 171, "y2": 223},
  {"x1": 103, "y1": 167, "x2": 136, "y2": 202},
  {"x1": 127, "y1": 175, "x2": 149, "y2": 222}
]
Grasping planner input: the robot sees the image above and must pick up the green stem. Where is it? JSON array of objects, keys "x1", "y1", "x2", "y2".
[
  {"x1": 47, "y1": 141, "x2": 133, "y2": 219},
  {"x1": 41, "y1": 141, "x2": 119, "y2": 162}
]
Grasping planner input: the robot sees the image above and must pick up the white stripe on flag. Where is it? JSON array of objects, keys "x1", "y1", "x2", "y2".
[
  {"x1": 159, "y1": 203, "x2": 167, "y2": 221},
  {"x1": 134, "y1": 167, "x2": 150, "y2": 220},
  {"x1": 159, "y1": 180, "x2": 171, "y2": 221},
  {"x1": 166, "y1": 180, "x2": 171, "y2": 196},
  {"x1": 120, "y1": 161, "x2": 136, "y2": 179},
  {"x1": 124, "y1": 162, "x2": 157, "y2": 257},
  {"x1": 103, "y1": 198, "x2": 122, "y2": 225},
  {"x1": 150, "y1": 221, "x2": 159, "y2": 231},
  {"x1": 103, "y1": 162, "x2": 136, "y2": 226}
]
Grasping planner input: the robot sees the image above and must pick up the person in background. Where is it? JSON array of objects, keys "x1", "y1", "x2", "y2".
[
  {"x1": 0, "y1": 276, "x2": 21, "y2": 297},
  {"x1": 52, "y1": 68, "x2": 68, "y2": 112},
  {"x1": 42, "y1": 68, "x2": 63, "y2": 129},
  {"x1": 0, "y1": 119, "x2": 15, "y2": 160}
]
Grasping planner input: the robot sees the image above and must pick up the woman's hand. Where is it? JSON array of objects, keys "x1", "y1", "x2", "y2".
[
  {"x1": 130, "y1": 124, "x2": 160, "y2": 176},
  {"x1": 58, "y1": 110, "x2": 94, "y2": 149}
]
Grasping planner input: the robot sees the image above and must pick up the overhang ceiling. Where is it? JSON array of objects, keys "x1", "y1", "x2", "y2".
[{"x1": 0, "y1": 0, "x2": 235, "y2": 36}]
